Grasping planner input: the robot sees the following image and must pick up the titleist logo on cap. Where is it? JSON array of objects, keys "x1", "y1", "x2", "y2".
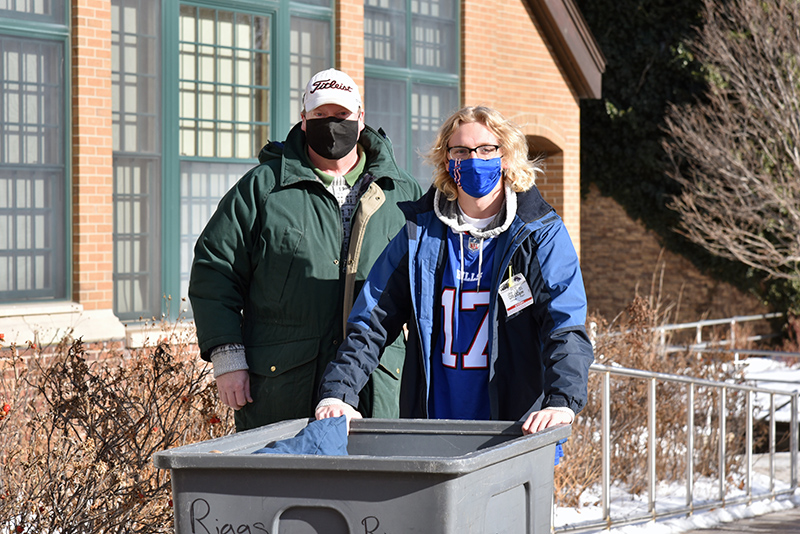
[{"x1": 309, "y1": 79, "x2": 354, "y2": 94}]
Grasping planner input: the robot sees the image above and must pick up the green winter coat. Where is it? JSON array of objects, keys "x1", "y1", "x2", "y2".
[{"x1": 189, "y1": 123, "x2": 423, "y2": 430}]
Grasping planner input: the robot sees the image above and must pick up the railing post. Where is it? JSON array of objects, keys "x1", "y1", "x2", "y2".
[
  {"x1": 686, "y1": 382, "x2": 694, "y2": 513},
  {"x1": 649, "y1": 377, "x2": 657, "y2": 517},
  {"x1": 746, "y1": 390, "x2": 752, "y2": 501},
  {"x1": 770, "y1": 393, "x2": 776, "y2": 493},
  {"x1": 719, "y1": 387, "x2": 726, "y2": 504},
  {"x1": 731, "y1": 318, "x2": 739, "y2": 364},
  {"x1": 791, "y1": 393, "x2": 798, "y2": 490},
  {"x1": 602, "y1": 371, "x2": 611, "y2": 526}
]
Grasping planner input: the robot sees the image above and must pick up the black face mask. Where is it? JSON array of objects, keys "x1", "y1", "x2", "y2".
[{"x1": 304, "y1": 116, "x2": 360, "y2": 160}]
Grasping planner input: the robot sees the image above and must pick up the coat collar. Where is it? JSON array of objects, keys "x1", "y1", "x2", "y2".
[{"x1": 258, "y1": 123, "x2": 404, "y2": 189}]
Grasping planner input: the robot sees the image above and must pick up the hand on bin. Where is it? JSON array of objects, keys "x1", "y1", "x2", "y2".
[
  {"x1": 315, "y1": 398, "x2": 362, "y2": 433},
  {"x1": 521, "y1": 408, "x2": 573, "y2": 434}
]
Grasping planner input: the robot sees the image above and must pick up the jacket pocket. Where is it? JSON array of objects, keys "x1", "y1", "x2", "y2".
[
  {"x1": 247, "y1": 337, "x2": 319, "y2": 377},
  {"x1": 241, "y1": 338, "x2": 321, "y2": 425},
  {"x1": 258, "y1": 226, "x2": 304, "y2": 305}
]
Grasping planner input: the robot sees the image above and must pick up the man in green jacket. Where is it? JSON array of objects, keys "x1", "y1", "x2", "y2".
[{"x1": 189, "y1": 69, "x2": 423, "y2": 431}]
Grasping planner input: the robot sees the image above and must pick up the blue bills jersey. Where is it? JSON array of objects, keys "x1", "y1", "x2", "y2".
[{"x1": 429, "y1": 229, "x2": 497, "y2": 420}]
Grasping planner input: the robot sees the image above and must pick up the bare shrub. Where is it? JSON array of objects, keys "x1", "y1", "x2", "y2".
[
  {"x1": 555, "y1": 296, "x2": 749, "y2": 507},
  {"x1": 780, "y1": 314, "x2": 800, "y2": 355},
  {"x1": 0, "y1": 303, "x2": 767, "y2": 525},
  {"x1": 0, "y1": 329, "x2": 233, "y2": 533}
]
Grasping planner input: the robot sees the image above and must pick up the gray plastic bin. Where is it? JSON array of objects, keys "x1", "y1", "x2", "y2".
[{"x1": 153, "y1": 418, "x2": 570, "y2": 534}]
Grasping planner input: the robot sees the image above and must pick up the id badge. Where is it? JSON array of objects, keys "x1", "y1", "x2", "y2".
[{"x1": 499, "y1": 273, "x2": 534, "y2": 316}]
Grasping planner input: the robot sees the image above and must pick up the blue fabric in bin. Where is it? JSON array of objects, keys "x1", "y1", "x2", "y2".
[{"x1": 252, "y1": 416, "x2": 349, "y2": 456}]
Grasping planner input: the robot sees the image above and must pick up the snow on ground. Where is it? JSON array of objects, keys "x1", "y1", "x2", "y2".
[
  {"x1": 554, "y1": 356, "x2": 800, "y2": 533},
  {"x1": 555, "y1": 469, "x2": 800, "y2": 533},
  {"x1": 743, "y1": 356, "x2": 800, "y2": 423}
]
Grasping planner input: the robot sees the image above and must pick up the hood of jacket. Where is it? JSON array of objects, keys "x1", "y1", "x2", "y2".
[
  {"x1": 257, "y1": 122, "x2": 406, "y2": 187},
  {"x1": 432, "y1": 185, "x2": 517, "y2": 239},
  {"x1": 401, "y1": 183, "x2": 555, "y2": 230}
]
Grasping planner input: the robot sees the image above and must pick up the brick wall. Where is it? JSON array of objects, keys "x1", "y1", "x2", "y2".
[
  {"x1": 580, "y1": 184, "x2": 768, "y2": 321},
  {"x1": 462, "y1": 0, "x2": 583, "y2": 256},
  {"x1": 336, "y1": 0, "x2": 365, "y2": 89},
  {"x1": 71, "y1": 0, "x2": 114, "y2": 311}
]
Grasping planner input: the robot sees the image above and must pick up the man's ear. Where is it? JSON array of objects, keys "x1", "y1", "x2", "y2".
[
  {"x1": 300, "y1": 111, "x2": 307, "y2": 132},
  {"x1": 357, "y1": 109, "x2": 365, "y2": 134}
]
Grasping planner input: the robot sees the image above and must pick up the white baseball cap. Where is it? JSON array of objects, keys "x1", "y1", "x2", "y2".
[{"x1": 303, "y1": 68, "x2": 362, "y2": 114}]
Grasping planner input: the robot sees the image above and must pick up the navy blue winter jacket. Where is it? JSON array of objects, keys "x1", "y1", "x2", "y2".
[{"x1": 319, "y1": 185, "x2": 594, "y2": 422}]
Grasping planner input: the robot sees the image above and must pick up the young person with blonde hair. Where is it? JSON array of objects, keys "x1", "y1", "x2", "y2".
[{"x1": 316, "y1": 105, "x2": 593, "y2": 434}]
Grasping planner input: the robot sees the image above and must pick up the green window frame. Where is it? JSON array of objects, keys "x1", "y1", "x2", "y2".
[
  {"x1": 364, "y1": 0, "x2": 459, "y2": 185},
  {"x1": 0, "y1": 4, "x2": 69, "y2": 303},
  {"x1": 159, "y1": 0, "x2": 333, "y2": 319}
]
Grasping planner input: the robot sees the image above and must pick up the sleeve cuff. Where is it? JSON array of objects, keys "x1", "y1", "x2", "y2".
[
  {"x1": 209, "y1": 343, "x2": 248, "y2": 378},
  {"x1": 315, "y1": 397, "x2": 351, "y2": 410},
  {"x1": 545, "y1": 406, "x2": 575, "y2": 424}
]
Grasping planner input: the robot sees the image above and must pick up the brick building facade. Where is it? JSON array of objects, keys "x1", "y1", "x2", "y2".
[
  {"x1": 0, "y1": 0, "x2": 604, "y2": 346},
  {"x1": 581, "y1": 184, "x2": 769, "y2": 322}
]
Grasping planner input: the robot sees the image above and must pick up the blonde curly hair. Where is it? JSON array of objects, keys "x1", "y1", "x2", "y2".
[{"x1": 425, "y1": 106, "x2": 542, "y2": 200}]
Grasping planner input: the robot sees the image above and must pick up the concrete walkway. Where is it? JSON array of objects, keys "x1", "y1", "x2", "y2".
[{"x1": 683, "y1": 452, "x2": 799, "y2": 533}]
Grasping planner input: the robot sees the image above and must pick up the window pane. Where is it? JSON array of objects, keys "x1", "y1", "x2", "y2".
[
  {"x1": 0, "y1": 36, "x2": 65, "y2": 301},
  {"x1": 290, "y1": 16, "x2": 331, "y2": 129},
  {"x1": 364, "y1": 0, "x2": 406, "y2": 67},
  {"x1": 0, "y1": 0, "x2": 64, "y2": 22},
  {"x1": 179, "y1": 161, "x2": 253, "y2": 308},
  {"x1": 113, "y1": 157, "x2": 160, "y2": 318},
  {"x1": 411, "y1": 82, "x2": 456, "y2": 186},
  {"x1": 1, "y1": 39, "x2": 63, "y2": 165},
  {"x1": 112, "y1": 0, "x2": 162, "y2": 320},
  {"x1": 112, "y1": 0, "x2": 161, "y2": 153},
  {"x1": 365, "y1": 77, "x2": 407, "y2": 172},
  {"x1": 411, "y1": 0, "x2": 456, "y2": 72},
  {"x1": 179, "y1": 6, "x2": 271, "y2": 158},
  {"x1": 0, "y1": 168, "x2": 66, "y2": 299}
]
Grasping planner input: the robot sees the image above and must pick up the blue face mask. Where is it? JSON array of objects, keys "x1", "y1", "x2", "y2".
[{"x1": 448, "y1": 157, "x2": 503, "y2": 198}]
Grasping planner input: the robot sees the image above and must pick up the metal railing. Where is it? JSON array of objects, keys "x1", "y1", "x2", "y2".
[
  {"x1": 657, "y1": 312, "x2": 784, "y2": 362},
  {"x1": 554, "y1": 363, "x2": 799, "y2": 533}
]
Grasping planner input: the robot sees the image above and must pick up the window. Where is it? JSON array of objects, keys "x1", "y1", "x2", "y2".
[
  {"x1": 108, "y1": 1, "x2": 332, "y2": 320},
  {"x1": 112, "y1": 0, "x2": 162, "y2": 320},
  {"x1": 410, "y1": 0, "x2": 456, "y2": 71},
  {"x1": 172, "y1": 2, "x2": 332, "y2": 312},
  {"x1": 177, "y1": 5, "x2": 273, "y2": 302},
  {"x1": 364, "y1": 0, "x2": 406, "y2": 66},
  {"x1": 289, "y1": 15, "x2": 331, "y2": 131},
  {"x1": 364, "y1": 0, "x2": 458, "y2": 184},
  {"x1": 0, "y1": 30, "x2": 67, "y2": 301},
  {"x1": 178, "y1": 6, "x2": 271, "y2": 160}
]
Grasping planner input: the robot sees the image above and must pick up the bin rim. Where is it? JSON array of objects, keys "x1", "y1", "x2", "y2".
[{"x1": 152, "y1": 418, "x2": 571, "y2": 475}]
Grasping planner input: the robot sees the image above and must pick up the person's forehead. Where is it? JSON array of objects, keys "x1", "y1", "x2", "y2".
[
  {"x1": 307, "y1": 103, "x2": 355, "y2": 115},
  {"x1": 450, "y1": 121, "x2": 498, "y2": 144}
]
